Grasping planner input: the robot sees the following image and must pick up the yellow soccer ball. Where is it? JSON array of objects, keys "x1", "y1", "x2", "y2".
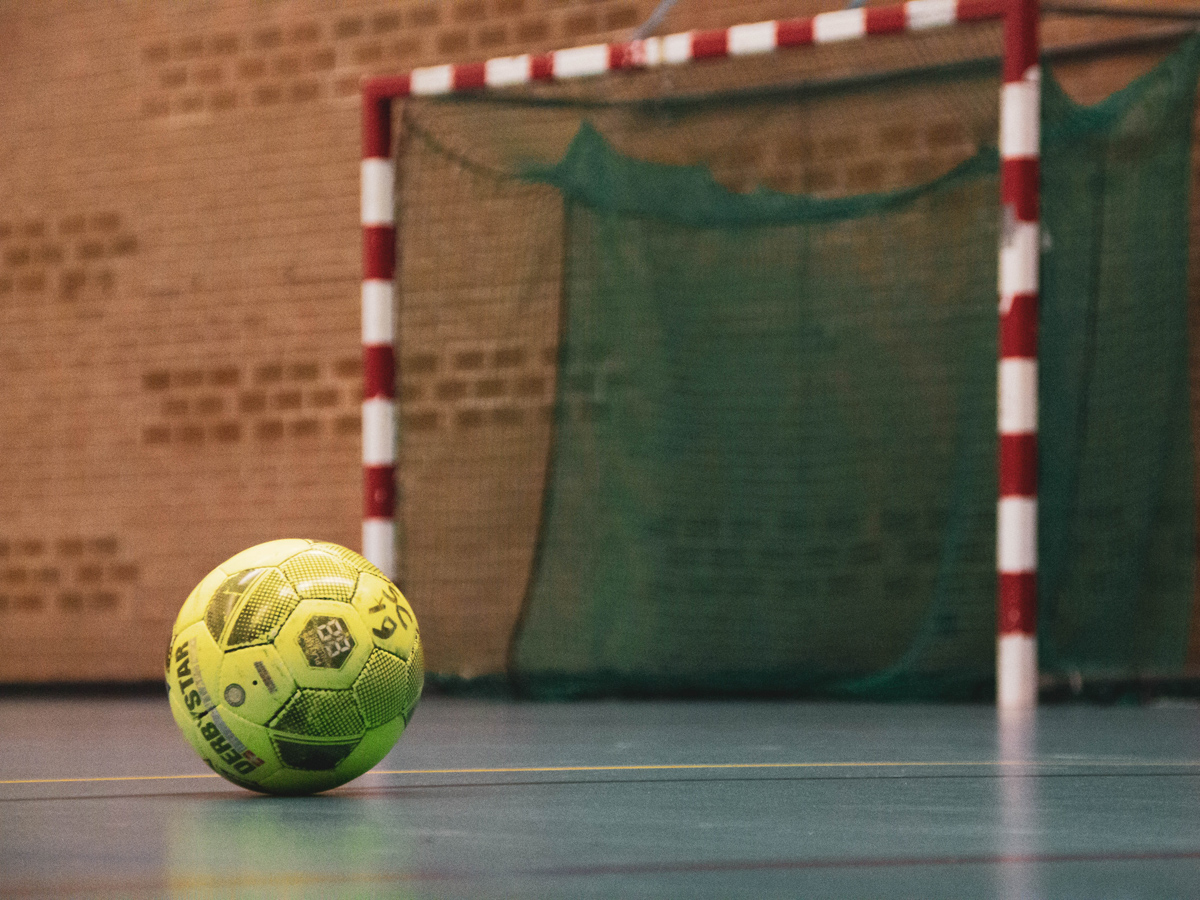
[{"x1": 165, "y1": 539, "x2": 422, "y2": 795}]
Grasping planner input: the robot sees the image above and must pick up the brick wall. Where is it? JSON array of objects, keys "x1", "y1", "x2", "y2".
[{"x1": 0, "y1": 0, "x2": 1194, "y2": 683}]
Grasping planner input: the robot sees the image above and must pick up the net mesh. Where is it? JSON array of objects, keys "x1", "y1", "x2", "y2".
[
  {"x1": 393, "y1": 31, "x2": 1200, "y2": 698},
  {"x1": 1038, "y1": 43, "x2": 1200, "y2": 679}
]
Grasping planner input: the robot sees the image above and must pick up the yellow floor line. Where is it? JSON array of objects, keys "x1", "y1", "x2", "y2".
[
  {"x1": 371, "y1": 759, "x2": 1200, "y2": 776},
  {"x1": 0, "y1": 773, "x2": 221, "y2": 785},
  {"x1": 3, "y1": 758, "x2": 1198, "y2": 786}
]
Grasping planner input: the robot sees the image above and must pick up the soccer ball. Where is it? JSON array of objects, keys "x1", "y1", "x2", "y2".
[{"x1": 165, "y1": 539, "x2": 423, "y2": 796}]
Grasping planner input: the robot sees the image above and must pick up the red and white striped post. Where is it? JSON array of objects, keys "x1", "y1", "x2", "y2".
[
  {"x1": 997, "y1": 0, "x2": 1040, "y2": 710},
  {"x1": 361, "y1": 84, "x2": 402, "y2": 582}
]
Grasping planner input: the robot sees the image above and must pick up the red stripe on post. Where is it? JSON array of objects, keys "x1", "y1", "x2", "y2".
[
  {"x1": 364, "y1": 465, "x2": 396, "y2": 519},
  {"x1": 363, "y1": 343, "x2": 395, "y2": 401},
  {"x1": 1002, "y1": 158, "x2": 1039, "y2": 222},
  {"x1": 776, "y1": 17, "x2": 815, "y2": 47},
  {"x1": 531, "y1": 54, "x2": 554, "y2": 81},
  {"x1": 1001, "y1": 292, "x2": 1038, "y2": 358},
  {"x1": 363, "y1": 225, "x2": 395, "y2": 280},
  {"x1": 957, "y1": 0, "x2": 1008, "y2": 22},
  {"x1": 999, "y1": 433, "x2": 1037, "y2": 496},
  {"x1": 691, "y1": 29, "x2": 729, "y2": 59},
  {"x1": 1002, "y1": 0, "x2": 1039, "y2": 82},
  {"x1": 998, "y1": 572, "x2": 1037, "y2": 634},
  {"x1": 361, "y1": 97, "x2": 392, "y2": 160},
  {"x1": 865, "y1": 5, "x2": 906, "y2": 35},
  {"x1": 363, "y1": 74, "x2": 413, "y2": 102},
  {"x1": 453, "y1": 62, "x2": 487, "y2": 91},
  {"x1": 609, "y1": 42, "x2": 634, "y2": 70}
]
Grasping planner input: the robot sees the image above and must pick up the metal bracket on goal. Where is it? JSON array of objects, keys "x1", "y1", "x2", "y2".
[{"x1": 359, "y1": 0, "x2": 1041, "y2": 710}]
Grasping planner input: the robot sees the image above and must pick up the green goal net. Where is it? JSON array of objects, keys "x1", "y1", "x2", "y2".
[{"x1": 393, "y1": 33, "x2": 1200, "y2": 699}]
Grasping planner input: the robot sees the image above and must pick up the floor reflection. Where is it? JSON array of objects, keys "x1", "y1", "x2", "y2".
[
  {"x1": 166, "y1": 792, "x2": 421, "y2": 898},
  {"x1": 997, "y1": 710, "x2": 1041, "y2": 900}
]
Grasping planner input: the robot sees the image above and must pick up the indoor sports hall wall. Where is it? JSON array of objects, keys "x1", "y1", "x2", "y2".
[{"x1": 0, "y1": 0, "x2": 1197, "y2": 684}]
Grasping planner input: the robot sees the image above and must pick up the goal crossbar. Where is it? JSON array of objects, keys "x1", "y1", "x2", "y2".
[{"x1": 359, "y1": 0, "x2": 1041, "y2": 709}]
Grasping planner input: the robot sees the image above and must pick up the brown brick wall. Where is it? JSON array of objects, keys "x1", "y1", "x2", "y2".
[{"x1": 0, "y1": 0, "x2": 1194, "y2": 683}]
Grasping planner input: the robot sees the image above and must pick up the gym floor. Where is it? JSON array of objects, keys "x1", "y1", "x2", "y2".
[{"x1": 1, "y1": 694, "x2": 1198, "y2": 898}]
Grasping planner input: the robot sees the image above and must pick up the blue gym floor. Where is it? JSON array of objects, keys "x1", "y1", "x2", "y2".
[{"x1": 1, "y1": 694, "x2": 1198, "y2": 898}]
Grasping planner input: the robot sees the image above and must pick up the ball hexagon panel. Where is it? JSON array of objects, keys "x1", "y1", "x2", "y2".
[
  {"x1": 267, "y1": 737, "x2": 362, "y2": 774},
  {"x1": 312, "y1": 541, "x2": 387, "y2": 582},
  {"x1": 353, "y1": 649, "x2": 407, "y2": 729},
  {"x1": 351, "y1": 572, "x2": 419, "y2": 661},
  {"x1": 205, "y1": 567, "x2": 267, "y2": 643},
  {"x1": 269, "y1": 688, "x2": 365, "y2": 739},
  {"x1": 265, "y1": 685, "x2": 367, "y2": 775},
  {"x1": 215, "y1": 643, "x2": 297, "y2": 727},
  {"x1": 279, "y1": 548, "x2": 359, "y2": 603},
  {"x1": 274, "y1": 598, "x2": 374, "y2": 690},
  {"x1": 218, "y1": 538, "x2": 312, "y2": 573},
  {"x1": 171, "y1": 565, "x2": 228, "y2": 644},
  {"x1": 224, "y1": 569, "x2": 300, "y2": 649},
  {"x1": 357, "y1": 634, "x2": 424, "y2": 724}
]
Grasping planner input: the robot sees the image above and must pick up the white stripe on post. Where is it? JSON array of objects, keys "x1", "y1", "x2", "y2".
[
  {"x1": 662, "y1": 32, "x2": 694, "y2": 64},
  {"x1": 999, "y1": 220, "x2": 1039, "y2": 304},
  {"x1": 362, "y1": 397, "x2": 397, "y2": 466},
  {"x1": 362, "y1": 518, "x2": 397, "y2": 583},
  {"x1": 361, "y1": 280, "x2": 394, "y2": 345},
  {"x1": 728, "y1": 21, "x2": 778, "y2": 56},
  {"x1": 1000, "y1": 74, "x2": 1041, "y2": 158},
  {"x1": 997, "y1": 633, "x2": 1038, "y2": 710},
  {"x1": 997, "y1": 497, "x2": 1037, "y2": 574},
  {"x1": 813, "y1": 9, "x2": 867, "y2": 43},
  {"x1": 998, "y1": 358, "x2": 1037, "y2": 435},
  {"x1": 410, "y1": 64, "x2": 455, "y2": 95},
  {"x1": 485, "y1": 54, "x2": 532, "y2": 87},
  {"x1": 553, "y1": 44, "x2": 611, "y2": 79},
  {"x1": 361, "y1": 159, "x2": 395, "y2": 226},
  {"x1": 906, "y1": 0, "x2": 959, "y2": 30}
]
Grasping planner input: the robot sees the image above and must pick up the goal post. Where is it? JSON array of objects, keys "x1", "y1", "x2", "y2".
[
  {"x1": 360, "y1": 0, "x2": 1040, "y2": 706},
  {"x1": 997, "y1": 0, "x2": 1040, "y2": 710}
]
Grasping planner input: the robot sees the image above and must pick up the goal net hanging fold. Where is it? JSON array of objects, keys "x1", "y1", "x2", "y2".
[{"x1": 392, "y1": 34, "x2": 1200, "y2": 699}]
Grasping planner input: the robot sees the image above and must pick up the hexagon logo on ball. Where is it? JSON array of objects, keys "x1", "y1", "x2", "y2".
[{"x1": 297, "y1": 615, "x2": 355, "y2": 669}]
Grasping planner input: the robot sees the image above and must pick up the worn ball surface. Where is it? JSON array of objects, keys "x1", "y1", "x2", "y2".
[{"x1": 165, "y1": 539, "x2": 423, "y2": 795}]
